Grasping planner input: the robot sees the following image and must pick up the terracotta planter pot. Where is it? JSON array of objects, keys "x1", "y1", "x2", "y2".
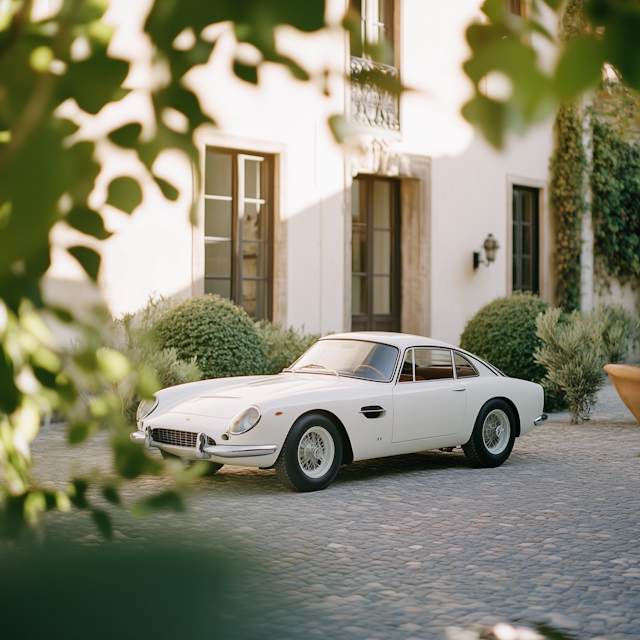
[{"x1": 604, "y1": 364, "x2": 640, "y2": 423}]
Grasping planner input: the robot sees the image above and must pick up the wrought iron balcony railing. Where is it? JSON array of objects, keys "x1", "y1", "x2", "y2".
[{"x1": 350, "y1": 56, "x2": 400, "y2": 132}]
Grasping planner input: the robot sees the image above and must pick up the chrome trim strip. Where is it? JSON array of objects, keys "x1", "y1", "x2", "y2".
[
  {"x1": 534, "y1": 414, "x2": 548, "y2": 426},
  {"x1": 203, "y1": 444, "x2": 277, "y2": 458}
]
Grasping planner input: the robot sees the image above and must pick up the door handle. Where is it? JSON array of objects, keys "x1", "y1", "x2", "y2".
[{"x1": 452, "y1": 388, "x2": 466, "y2": 392}]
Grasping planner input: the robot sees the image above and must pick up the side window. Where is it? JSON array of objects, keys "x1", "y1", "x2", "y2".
[
  {"x1": 399, "y1": 348, "x2": 414, "y2": 382},
  {"x1": 454, "y1": 353, "x2": 479, "y2": 378},
  {"x1": 414, "y1": 349, "x2": 454, "y2": 381}
]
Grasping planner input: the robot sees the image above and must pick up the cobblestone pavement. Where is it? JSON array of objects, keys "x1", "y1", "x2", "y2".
[{"x1": 10, "y1": 384, "x2": 640, "y2": 639}]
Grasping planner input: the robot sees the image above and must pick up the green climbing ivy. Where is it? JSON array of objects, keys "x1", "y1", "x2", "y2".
[
  {"x1": 549, "y1": 0, "x2": 587, "y2": 312},
  {"x1": 591, "y1": 120, "x2": 640, "y2": 284}
]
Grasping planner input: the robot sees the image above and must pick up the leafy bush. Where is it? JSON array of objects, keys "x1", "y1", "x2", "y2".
[
  {"x1": 460, "y1": 292, "x2": 551, "y2": 383},
  {"x1": 114, "y1": 297, "x2": 201, "y2": 424},
  {"x1": 534, "y1": 308, "x2": 606, "y2": 424},
  {"x1": 256, "y1": 321, "x2": 319, "y2": 375},
  {"x1": 153, "y1": 295, "x2": 266, "y2": 379},
  {"x1": 597, "y1": 303, "x2": 640, "y2": 363}
]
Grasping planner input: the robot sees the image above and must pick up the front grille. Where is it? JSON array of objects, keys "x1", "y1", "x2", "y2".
[{"x1": 152, "y1": 428, "x2": 216, "y2": 448}]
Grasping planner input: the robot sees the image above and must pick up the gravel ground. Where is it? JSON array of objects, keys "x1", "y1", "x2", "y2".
[{"x1": 3, "y1": 383, "x2": 640, "y2": 640}]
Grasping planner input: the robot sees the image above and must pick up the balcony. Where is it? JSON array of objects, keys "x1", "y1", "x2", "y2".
[{"x1": 350, "y1": 56, "x2": 400, "y2": 132}]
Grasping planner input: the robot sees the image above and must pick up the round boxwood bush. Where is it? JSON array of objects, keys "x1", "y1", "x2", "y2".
[
  {"x1": 153, "y1": 295, "x2": 266, "y2": 379},
  {"x1": 460, "y1": 292, "x2": 550, "y2": 383}
]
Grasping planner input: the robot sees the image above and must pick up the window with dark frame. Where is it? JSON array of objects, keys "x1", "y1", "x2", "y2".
[
  {"x1": 351, "y1": 175, "x2": 401, "y2": 332},
  {"x1": 350, "y1": 0, "x2": 395, "y2": 64},
  {"x1": 512, "y1": 185, "x2": 539, "y2": 294},
  {"x1": 204, "y1": 148, "x2": 273, "y2": 320}
]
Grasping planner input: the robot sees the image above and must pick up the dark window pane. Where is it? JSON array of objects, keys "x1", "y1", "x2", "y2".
[
  {"x1": 373, "y1": 229, "x2": 391, "y2": 275},
  {"x1": 244, "y1": 158, "x2": 262, "y2": 199},
  {"x1": 352, "y1": 228, "x2": 367, "y2": 273},
  {"x1": 242, "y1": 278, "x2": 265, "y2": 320},
  {"x1": 205, "y1": 199, "x2": 232, "y2": 238},
  {"x1": 522, "y1": 193, "x2": 532, "y2": 223},
  {"x1": 205, "y1": 278, "x2": 231, "y2": 299},
  {"x1": 522, "y1": 223, "x2": 531, "y2": 256},
  {"x1": 205, "y1": 240, "x2": 231, "y2": 277},
  {"x1": 522, "y1": 257, "x2": 531, "y2": 288},
  {"x1": 373, "y1": 180, "x2": 391, "y2": 228},
  {"x1": 351, "y1": 275, "x2": 367, "y2": 315},
  {"x1": 243, "y1": 202, "x2": 265, "y2": 241},
  {"x1": 513, "y1": 254, "x2": 518, "y2": 289},
  {"x1": 242, "y1": 241, "x2": 265, "y2": 278},
  {"x1": 414, "y1": 348, "x2": 454, "y2": 381},
  {"x1": 205, "y1": 152, "x2": 232, "y2": 197},
  {"x1": 351, "y1": 179, "x2": 365, "y2": 223},
  {"x1": 454, "y1": 353, "x2": 478, "y2": 378},
  {"x1": 373, "y1": 275, "x2": 390, "y2": 314}
]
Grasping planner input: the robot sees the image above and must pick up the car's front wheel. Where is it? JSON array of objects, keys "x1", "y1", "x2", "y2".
[
  {"x1": 275, "y1": 413, "x2": 343, "y2": 492},
  {"x1": 160, "y1": 450, "x2": 223, "y2": 476},
  {"x1": 462, "y1": 399, "x2": 516, "y2": 468}
]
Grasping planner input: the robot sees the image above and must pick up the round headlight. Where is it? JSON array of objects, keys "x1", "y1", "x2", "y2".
[
  {"x1": 227, "y1": 406, "x2": 261, "y2": 435},
  {"x1": 136, "y1": 396, "x2": 158, "y2": 422}
]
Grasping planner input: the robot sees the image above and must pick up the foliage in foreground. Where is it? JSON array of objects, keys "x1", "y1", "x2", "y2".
[
  {"x1": 0, "y1": 0, "x2": 327, "y2": 535},
  {"x1": 535, "y1": 303, "x2": 639, "y2": 424},
  {"x1": 256, "y1": 320, "x2": 319, "y2": 375},
  {"x1": 113, "y1": 298, "x2": 201, "y2": 425},
  {"x1": 153, "y1": 295, "x2": 267, "y2": 380},
  {"x1": 462, "y1": 0, "x2": 640, "y2": 148}
]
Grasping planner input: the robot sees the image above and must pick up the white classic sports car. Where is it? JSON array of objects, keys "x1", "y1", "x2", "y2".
[{"x1": 131, "y1": 332, "x2": 547, "y2": 492}]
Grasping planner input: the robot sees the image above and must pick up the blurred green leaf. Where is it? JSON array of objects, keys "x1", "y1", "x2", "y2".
[
  {"x1": 68, "y1": 479, "x2": 89, "y2": 510},
  {"x1": 96, "y1": 347, "x2": 130, "y2": 383},
  {"x1": 65, "y1": 206, "x2": 112, "y2": 240},
  {"x1": 102, "y1": 485, "x2": 121, "y2": 505},
  {"x1": 108, "y1": 123, "x2": 142, "y2": 149},
  {"x1": 90, "y1": 509, "x2": 112, "y2": 539},
  {"x1": 68, "y1": 246, "x2": 101, "y2": 281},
  {"x1": 0, "y1": 345, "x2": 20, "y2": 414},
  {"x1": 68, "y1": 422, "x2": 98, "y2": 444},
  {"x1": 106, "y1": 177, "x2": 143, "y2": 214},
  {"x1": 133, "y1": 490, "x2": 184, "y2": 516},
  {"x1": 554, "y1": 35, "x2": 605, "y2": 98},
  {"x1": 153, "y1": 176, "x2": 179, "y2": 201},
  {"x1": 233, "y1": 61, "x2": 258, "y2": 84}
]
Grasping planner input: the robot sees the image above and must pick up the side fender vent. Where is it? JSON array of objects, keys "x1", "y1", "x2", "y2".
[{"x1": 360, "y1": 405, "x2": 385, "y2": 419}]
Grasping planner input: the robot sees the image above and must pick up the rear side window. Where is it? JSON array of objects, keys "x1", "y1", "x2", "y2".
[
  {"x1": 454, "y1": 352, "x2": 479, "y2": 378},
  {"x1": 413, "y1": 348, "x2": 454, "y2": 381}
]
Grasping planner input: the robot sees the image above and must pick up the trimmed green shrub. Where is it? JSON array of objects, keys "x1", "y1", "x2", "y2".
[
  {"x1": 114, "y1": 296, "x2": 201, "y2": 424},
  {"x1": 256, "y1": 321, "x2": 319, "y2": 375},
  {"x1": 534, "y1": 308, "x2": 606, "y2": 424},
  {"x1": 460, "y1": 292, "x2": 551, "y2": 383},
  {"x1": 153, "y1": 294, "x2": 266, "y2": 379}
]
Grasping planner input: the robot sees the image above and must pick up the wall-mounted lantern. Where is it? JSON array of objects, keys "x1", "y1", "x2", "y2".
[{"x1": 473, "y1": 233, "x2": 500, "y2": 270}]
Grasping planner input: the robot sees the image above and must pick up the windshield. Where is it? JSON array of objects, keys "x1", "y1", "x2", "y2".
[{"x1": 289, "y1": 340, "x2": 399, "y2": 382}]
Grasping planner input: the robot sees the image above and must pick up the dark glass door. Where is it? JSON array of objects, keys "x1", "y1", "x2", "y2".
[
  {"x1": 512, "y1": 186, "x2": 539, "y2": 294},
  {"x1": 351, "y1": 176, "x2": 401, "y2": 332}
]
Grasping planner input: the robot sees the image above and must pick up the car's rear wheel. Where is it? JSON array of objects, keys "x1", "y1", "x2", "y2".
[
  {"x1": 160, "y1": 450, "x2": 223, "y2": 476},
  {"x1": 275, "y1": 413, "x2": 343, "y2": 492},
  {"x1": 462, "y1": 399, "x2": 516, "y2": 468}
]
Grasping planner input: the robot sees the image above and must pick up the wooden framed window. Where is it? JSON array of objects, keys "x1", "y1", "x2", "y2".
[
  {"x1": 350, "y1": 0, "x2": 395, "y2": 63},
  {"x1": 351, "y1": 175, "x2": 401, "y2": 332},
  {"x1": 512, "y1": 185, "x2": 539, "y2": 294},
  {"x1": 204, "y1": 148, "x2": 273, "y2": 320}
]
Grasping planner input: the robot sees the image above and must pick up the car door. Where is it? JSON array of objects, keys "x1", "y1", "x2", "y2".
[{"x1": 392, "y1": 347, "x2": 467, "y2": 443}]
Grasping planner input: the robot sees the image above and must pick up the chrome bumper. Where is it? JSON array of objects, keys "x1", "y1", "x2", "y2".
[
  {"x1": 534, "y1": 414, "x2": 548, "y2": 427},
  {"x1": 129, "y1": 429, "x2": 277, "y2": 458}
]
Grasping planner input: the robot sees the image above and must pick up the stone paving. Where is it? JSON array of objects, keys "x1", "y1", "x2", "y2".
[{"x1": 8, "y1": 384, "x2": 640, "y2": 639}]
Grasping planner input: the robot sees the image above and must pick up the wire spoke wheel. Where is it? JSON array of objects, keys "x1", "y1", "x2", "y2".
[
  {"x1": 482, "y1": 409, "x2": 510, "y2": 455},
  {"x1": 297, "y1": 426, "x2": 335, "y2": 479}
]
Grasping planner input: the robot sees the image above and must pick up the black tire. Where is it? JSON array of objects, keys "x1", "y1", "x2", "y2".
[
  {"x1": 462, "y1": 399, "x2": 516, "y2": 468},
  {"x1": 160, "y1": 450, "x2": 223, "y2": 476},
  {"x1": 275, "y1": 413, "x2": 343, "y2": 492}
]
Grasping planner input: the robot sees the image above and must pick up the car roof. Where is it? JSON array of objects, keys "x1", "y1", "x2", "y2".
[{"x1": 319, "y1": 332, "x2": 457, "y2": 350}]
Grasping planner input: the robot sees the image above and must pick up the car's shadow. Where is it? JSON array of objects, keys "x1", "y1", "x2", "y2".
[{"x1": 191, "y1": 449, "x2": 527, "y2": 495}]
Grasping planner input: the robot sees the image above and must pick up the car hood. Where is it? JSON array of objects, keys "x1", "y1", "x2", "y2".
[{"x1": 167, "y1": 373, "x2": 375, "y2": 418}]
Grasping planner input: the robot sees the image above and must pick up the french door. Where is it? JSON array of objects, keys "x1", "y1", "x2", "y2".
[{"x1": 351, "y1": 176, "x2": 401, "y2": 332}]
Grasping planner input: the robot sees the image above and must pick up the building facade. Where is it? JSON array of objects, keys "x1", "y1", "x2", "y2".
[{"x1": 48, "y1": 0, "x2": 624, "y2": 349}]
